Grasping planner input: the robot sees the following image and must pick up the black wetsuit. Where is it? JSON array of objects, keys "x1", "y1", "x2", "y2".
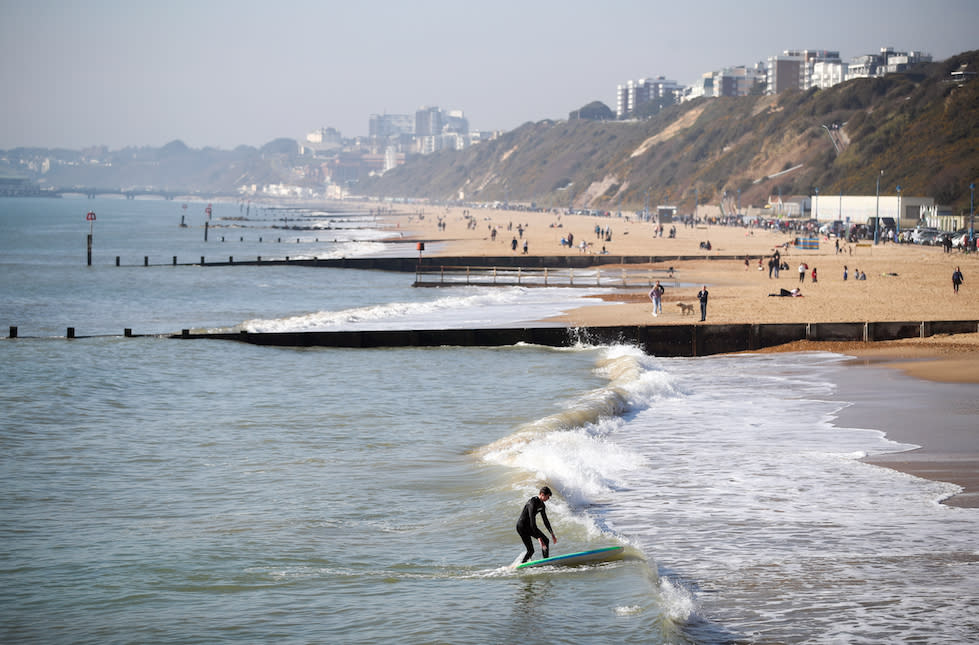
[{"x1": 516, "y1": 496, "x2": 552, "y2": 563}]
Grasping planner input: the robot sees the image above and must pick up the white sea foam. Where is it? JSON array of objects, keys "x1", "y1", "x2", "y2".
[
  {"x1": 240, "y1": 286, "x2": 613, "y2": 332},
  {"x1": 480, "y1": 344, "x2": 682, "y2": 510},
  {"x1": 480, "y1": 347, "x2": 979, "y2": 641}
]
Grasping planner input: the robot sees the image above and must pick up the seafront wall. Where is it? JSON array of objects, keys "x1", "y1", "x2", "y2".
[{"x1": 171, "y1": 320, "x2": 979, "y2": 357}]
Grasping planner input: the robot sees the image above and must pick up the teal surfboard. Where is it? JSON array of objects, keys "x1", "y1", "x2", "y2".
[{"x1": 514, "y1": 546, "x2": 626, "y2": 570}]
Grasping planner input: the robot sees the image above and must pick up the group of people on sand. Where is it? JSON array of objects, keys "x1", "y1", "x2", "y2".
[{"x1": 842, "y1": 266, "x2": 867, "y2": 281}]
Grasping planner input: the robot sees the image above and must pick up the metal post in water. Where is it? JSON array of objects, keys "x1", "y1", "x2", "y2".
[{"x1": 87, "y1": 234, "x2": 92, "y2": 266}]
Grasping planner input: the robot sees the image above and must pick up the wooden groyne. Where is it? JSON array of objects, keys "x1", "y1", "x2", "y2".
[
  {"x1": 107, "y1": 253, "x2": 740, "y2": 271},
  {"x1": 8, "y1": 320, "x2": 977, "y2": 356},
  {"x1": 168, "y1": 320, "x2": 979, "y2": 357}
]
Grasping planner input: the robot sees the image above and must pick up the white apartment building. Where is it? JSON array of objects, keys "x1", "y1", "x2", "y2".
[
  {"x1": 616, "y1": 76, "x2": 682, "y2": 118},
  {"x1": 766, "y1": 50, "x2": 842, "y2": 93},
  {"x1": 682, "y1": 65, "x2": 765, "y2": 101},
  {"x1": 811, "y1": 60, "x2": 848, "y2": 89},
  {"x1": 848, "y1": 47, "x2": 932, "y2": 79},
  {"x1": 682, "y1": 72, "x2": 716, "y2": 101}
]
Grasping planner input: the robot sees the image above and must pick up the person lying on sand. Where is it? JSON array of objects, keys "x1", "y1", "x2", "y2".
[{"x1": 769, "y1": 288, "x2": 803, "y2": 297}]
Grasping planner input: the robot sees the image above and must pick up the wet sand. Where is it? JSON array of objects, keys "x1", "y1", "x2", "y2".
[{"x1": 383, "y1": 204, "x2": 979, "y2": 506}]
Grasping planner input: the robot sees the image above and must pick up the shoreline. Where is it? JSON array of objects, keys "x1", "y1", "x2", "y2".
[{"x1": 379, "y1": 204, "x2": 979, "y2": 508}]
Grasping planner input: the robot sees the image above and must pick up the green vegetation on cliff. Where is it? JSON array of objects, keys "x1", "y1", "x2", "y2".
[{"x1": 360, "y1": 50, "x2": 979, "y2": 215}]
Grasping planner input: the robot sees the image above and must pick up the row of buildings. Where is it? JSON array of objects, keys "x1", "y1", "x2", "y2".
[
  {"x1": 295, "y1": 45, "x2": 941, "y2": 194},
  {"x1": 616, "y1": 46, "x2": 932, "y2": 118},
  {"x1": 299, "y1": 106, "x2": 484, "y2": 181}
]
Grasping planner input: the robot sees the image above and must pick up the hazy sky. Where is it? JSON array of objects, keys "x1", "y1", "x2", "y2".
[{"x1": 1, "y1": 0, "x2": 976, "y2": 150}]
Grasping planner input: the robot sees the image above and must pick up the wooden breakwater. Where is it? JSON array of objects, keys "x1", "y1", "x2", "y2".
[
  {"x1": 109, "y1": 253, "x2": 741, "y2": 271},
  {"x1": 168, "y1": 319, "x2": 979, "y2": 357}
]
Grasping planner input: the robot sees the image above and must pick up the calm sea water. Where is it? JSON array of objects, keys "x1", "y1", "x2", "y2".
[{"x1": 2, "y1": 197, "x2": 977, "y2": 644}]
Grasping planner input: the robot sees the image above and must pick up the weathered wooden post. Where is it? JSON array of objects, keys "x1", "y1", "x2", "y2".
[
  {"x1": 67, "y1": 327, "x2": 75, "y2": 339},
  {"x1": 9, "y1": 326, "x2": 17, "y2": 339},
  {"x1": 86, "y1": 210, "x2": 96, "y2": 266}
]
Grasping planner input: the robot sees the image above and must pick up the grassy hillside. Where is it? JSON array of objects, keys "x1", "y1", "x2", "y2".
[{"x1": 360, "y1": 50, "x2": 979, "y2": 215}]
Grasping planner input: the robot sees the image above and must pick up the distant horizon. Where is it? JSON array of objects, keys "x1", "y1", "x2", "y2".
[{"x1": 1, "y1": 0, "x2": 976, "y2": 151}]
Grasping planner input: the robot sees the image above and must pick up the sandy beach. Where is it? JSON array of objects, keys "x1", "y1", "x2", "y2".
[{"x1": 385, "y1": 204, "x2": 979, "y2": 506}]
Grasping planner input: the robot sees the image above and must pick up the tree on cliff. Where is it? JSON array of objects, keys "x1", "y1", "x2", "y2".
[{"x1": 570, "y1": 101, "x2": 614, "y2": 121}]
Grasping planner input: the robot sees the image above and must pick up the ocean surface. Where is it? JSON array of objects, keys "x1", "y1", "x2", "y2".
[{"x1": 2, "y1": 196, "x2": 977, "y2": 644}]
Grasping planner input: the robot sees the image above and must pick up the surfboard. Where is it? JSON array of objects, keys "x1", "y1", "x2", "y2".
[{"x1": 514, "y1": 546, "x2": 626, "y2": 570}]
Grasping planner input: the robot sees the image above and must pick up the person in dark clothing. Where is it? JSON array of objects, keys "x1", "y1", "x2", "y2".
[
  {"x1": 697, "y1": 285, "x2": 709, "y2": 321},
  {"x1": 516, "y1": 486, "x2": 557, "y2": 563}
]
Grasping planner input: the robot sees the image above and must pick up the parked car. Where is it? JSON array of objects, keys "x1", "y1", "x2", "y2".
[
  {"x1": 910, "y1": 227, "x2": 940, "y2": 244},
  {"x1": 818, "y1": 221, "x2": 844, "y2": 237},
  {"x1": 951, "y1": 229, "x2": 977, "y2": 249}
]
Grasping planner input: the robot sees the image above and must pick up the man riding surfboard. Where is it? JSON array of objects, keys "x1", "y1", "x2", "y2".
[{"x1": 515, "y1": 486, "x2": 557, "y2": 563}]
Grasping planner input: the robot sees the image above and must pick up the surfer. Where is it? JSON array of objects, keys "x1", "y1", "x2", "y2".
[{"x1": 516, "y1": 486, "x2": 557, "y2": 563}]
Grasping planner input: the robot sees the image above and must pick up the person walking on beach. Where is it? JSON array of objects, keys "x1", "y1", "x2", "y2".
[
  {"x1": 649, "y1": 281, "x2": 664, "y2": 316},
  {"x1": 952, "y1": 266, "x2": 964, "y2": 294},
  {"x1": 798, "y1": 263, "x2": 807, "y2": 283},
  {"x1": 516, "y1": 486, "x2": 557, "y2": 563},
  {"x1": 697, "y1": 285, "x2": 709, "y2": 321},
  {"x1": 811, "y1": 267, "x2": 818, "y2": 283}
]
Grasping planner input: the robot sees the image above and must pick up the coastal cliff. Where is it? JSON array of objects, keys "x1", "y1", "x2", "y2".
[{"x1": 360, "y1": 50, "x2": 979, "y2": 214}]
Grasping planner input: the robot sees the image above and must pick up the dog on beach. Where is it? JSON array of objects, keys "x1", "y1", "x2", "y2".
[{"x1": 676, "y1": 303, "x2": 695, "y2": 316}]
